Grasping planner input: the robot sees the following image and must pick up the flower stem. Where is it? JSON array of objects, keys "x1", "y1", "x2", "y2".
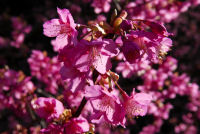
[
  {"x1": 80, "y1": 30, "x2": 92, "y2": 40},
  {"x1": 36, "y1": 88, "x2": 54, "y2": 98},
  {"x1": 114, "y1": 81, "x2": 124, "y2": 93}
]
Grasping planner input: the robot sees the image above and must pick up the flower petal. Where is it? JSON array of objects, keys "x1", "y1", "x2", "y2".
[
  {"x1": 43, "y1": 19, "x2": 61, "y2": 37},
  {"x1": 56, "y1": 33, "x2": 69, "y2": 47},
  {"x1": 93, "y1": 54, "x2": 112, "y2": 74}
]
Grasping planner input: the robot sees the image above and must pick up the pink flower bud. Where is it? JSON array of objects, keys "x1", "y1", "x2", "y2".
[
  {"x1": 122, "y1": 40, "x2": 141, "y2": 63},
  {"x1": 120, "y1": 20, "x2": 133, "y2": 31}
]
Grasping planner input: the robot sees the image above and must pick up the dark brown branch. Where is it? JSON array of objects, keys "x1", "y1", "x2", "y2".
[{"x1": 73, "y1": 97, "x2": 87, "y2": 117}]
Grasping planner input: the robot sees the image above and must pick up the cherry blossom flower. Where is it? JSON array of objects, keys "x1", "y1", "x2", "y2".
[
  {"x1": 73, "y1": 39, "x2": 119, "y2": 74},
  {"x1": 85, "y1": 85, "x2": 126, "y2": 126},
  {"x1": 43, "y1": 8, "x2": 77, "y2": 49},
  {"x1": 116, "y1": 59, "x2": 150, "y2": 78},
  {"x1": 32, "y1": 97, "x2": 64, "y2": 122},
  {"x1": 64, "y1": 116, "x2": 90, "y2": 134},
  {"x1": 122, "y1": 89, "x2": 152, "y2": 117},
  {"x1": 59, "y1": 38, "x2": 119, "y2": 92},
  {"x1": 125, "y1": 0, "x2": 200, "y2": 23},
  {"x1": 40, "y1": 116, "x2": 90, "y2": 134},
  {"x1": 123, "y1": 30, "x2": 172, "y2": 63}
]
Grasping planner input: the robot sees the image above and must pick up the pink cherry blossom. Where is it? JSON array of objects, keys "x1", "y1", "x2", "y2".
[
  {"x1": 123, "y1": 30, "x2": 172, "y2": 63},
  {"x1": 116, "y1": 59, "x2": 150, "y2": 78},
  {"x1": 123, "y1": 89, "x2": 152, "y2": 117},
  {"x1": 140, "y1": 119, "x2": 163, "y2": 134},
  {"x1": 74, "y1": 39, "x2": 119, "y2": 74},
  {"x1": 59, "y1": 38, "x2": 119, "y2": 75},
  {"x1": 32, "y1": 97, "x2": 64, "y2": 122},
  {"x1": 43, "y1": 8, "x2": 77, "y2": 49},
  {"x1": 85, "y1": 85, "x2": 126, "y2": 126},
  {"x1": 40, "y1": 116, "x2": 90, "y2": 134},
  {"x1": 64, "y1": 116, "x2": 90, "y2": 134},
  {"x1": 125, "y1": 0, "x2": 200, "y2": 23}
]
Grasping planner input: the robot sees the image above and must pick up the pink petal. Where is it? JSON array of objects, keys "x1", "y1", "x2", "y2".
[
  {"x1": 60, "y1": 66, "x2": 76, "y2": 80},
  {"x1": 64, "y1": 117, "x2": 89, "y2": 134},
  {"x1": 90, "y1": 112, "x2": 103, "y2": 124},
  {"x1": 70, "y1": 77, "x2": 84, "y2": 93},
  {"x1": 33, "y1": 97, "x2": 64, "y2": 121},
  {"x1": 103, "y1": 2, "x2": 111, "y2": 13},
  {"x1": 85, "y1": 85, "x2": 102, "y2": 98},
  {"x1": 51, "y1": 39, "x2": 66, "y2": 52},
  {"x1": 93, "y1": 55, "x2": 111, "y2": 74},
  {"x1": 76, "y1": 117, "x2": 90, "y2": 132},
  {"x1": 94, "y1": 8, "x2": 102, "y2": 14},
  {"x1": 134, "y1": 93, "x2": 152, "y2": 105},
  {"x1": 105, "y1": 105, "x2": 115, "y2": 122},
  {"x1": 57, "y1": 8, "x2": 75, "y2": 25},
  {"x1": 161, "y1": 37, "x2": 172, "y2": 47},
  {"x1": 101, "y1": 39, "x2": 119, "y2": 57},
  {"x1": 43, "y1": 19, "x2": 61, "y2": 37},
  {"x1": 75, "y1": 53, "x2": 90, "y2": 72},
  {"x1": 56, "y1": 33, "x2": 69, "y2": 47},
  {"x1": 112, "y1": 103, "x2": 126, "y2": 127}
]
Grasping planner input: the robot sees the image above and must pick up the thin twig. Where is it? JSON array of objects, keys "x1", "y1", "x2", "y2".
[
  {"x1": 113, "y1": 0, "x2": 122, "y2": 12},
  {"x1": 36, "y1": 88, "x2": 54, "y2": 98}
]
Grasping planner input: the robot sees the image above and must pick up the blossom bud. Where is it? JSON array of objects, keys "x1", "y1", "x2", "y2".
[
  {"x1": 109, "y1": 71, "x2": 119, "y2": 82},
  {"x1": 142, "y1": 20, "x2": 170, "y2": 36},
  {"x1": 113, "y1": 10, "x2": 127, "y2": 31},
  {"x1": 120, "y1": 20, "x2": 133, "y2": 31},
  {"x1": 122, "y1": 40, "x2": 141, "y2": 63}
]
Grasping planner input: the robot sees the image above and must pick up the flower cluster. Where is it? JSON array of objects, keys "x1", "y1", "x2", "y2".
[
  {"x1": 28, "y1": 50, "x2": 66, "y2": 94},
  {"x1": 36, "y1": 7, "x2": 159, "y2": 132},
  {"x1": 32, "y1": 97, "x2": 90, "y2": 134},
  {"x1": 0, "y1": 0, "x2": 200, "y2": 133},
  {"x1": 137, "y1": 56, "x2": 200, "y2": 133},
  {"x1": 0, "y1": 68, "x2": 35, "y2": 119},
  {"x1": 125, "y1": 0, "x2": 200, "y2": 23}
]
